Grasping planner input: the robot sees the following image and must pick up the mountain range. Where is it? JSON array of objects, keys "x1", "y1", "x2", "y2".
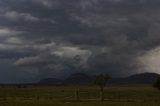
[{"x1": 38, "y1": 72, "x2": 160, "y2": 85}]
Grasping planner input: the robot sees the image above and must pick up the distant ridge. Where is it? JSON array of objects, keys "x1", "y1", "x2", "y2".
[
  {"x1": 63, "y1": 73, "x2": 93, "y2": 85},
  {"x1": 38, "y1": 78, "x2": 63, "y2": 85},
  {"x1": 108, "y1": 73, "x2": 160, "y2": 84},
  {"x1": 38, "y1": 72, "x2": 160, "y2": 85}
]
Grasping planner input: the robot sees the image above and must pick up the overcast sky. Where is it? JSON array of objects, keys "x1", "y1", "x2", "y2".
[{"x1": 0, "y1": 0, "x2": 160, "y2": 83}]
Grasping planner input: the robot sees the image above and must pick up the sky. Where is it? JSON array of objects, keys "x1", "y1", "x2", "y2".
[{"x1": 0, "y1": 0, "x2": 160, "y2": 83}]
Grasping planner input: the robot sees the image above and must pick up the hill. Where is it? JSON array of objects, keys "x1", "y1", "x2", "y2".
[
  {"x1": 38, "y1": 72, "x2": 160, "y2": 85},
  {"x1": 109, "y1": 73, "x2": 160, "y2": 84},
  {"x1": 38, "y1": 78, "x2": 63, "y2": 85},
  {"x1": 63, "y1": 73, "x2": 93, "y2": 85}
]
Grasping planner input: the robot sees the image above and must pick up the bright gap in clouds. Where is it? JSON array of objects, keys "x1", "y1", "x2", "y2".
[{"x1": 140, "y1": 47, "x2": 160, "y2": 74}]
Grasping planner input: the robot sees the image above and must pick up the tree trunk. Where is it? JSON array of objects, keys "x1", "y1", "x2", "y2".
[
  {"x1": 100, "y1": 86, "x2": 104, "y2": 101},
  {"x1": 75, "y1": 88, "x2": 79, "y2": 101}
]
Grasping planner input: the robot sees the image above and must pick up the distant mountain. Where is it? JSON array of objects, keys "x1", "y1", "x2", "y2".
[
  {"x1": 63, "y1": 73, "x2": 93, "y2": 85},
  {"x1": 38, "y1": 78, "x2": 63, "y2": 85},
  {"x1": 109, "y1": 73, "x2": 160, "y2": 84},
  {"x1": 38, "y1": 72, "x2": 160, "y2": 85}
]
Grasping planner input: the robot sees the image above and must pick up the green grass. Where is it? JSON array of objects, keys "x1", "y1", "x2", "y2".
[{"x1": 0, "y1": 85, "x2": 160, "y2": 106}]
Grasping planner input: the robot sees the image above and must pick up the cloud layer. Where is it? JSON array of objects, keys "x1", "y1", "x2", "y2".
[{"x1": 0, "y1": 0, "x2": 160, "y2": 83}]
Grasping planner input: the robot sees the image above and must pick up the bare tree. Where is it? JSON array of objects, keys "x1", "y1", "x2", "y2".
[{"x1": 94, "y1": 74, "x2": 110, "y2": 101}]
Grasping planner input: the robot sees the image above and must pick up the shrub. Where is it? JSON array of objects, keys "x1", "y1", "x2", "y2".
[{"x1": 154, "y1": 78, "x2": 160, "y2": 90}]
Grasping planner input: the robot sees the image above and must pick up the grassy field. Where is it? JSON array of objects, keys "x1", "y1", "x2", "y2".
[{"x1": 0, "y1": 85, "x2": 160, "y2": 106}]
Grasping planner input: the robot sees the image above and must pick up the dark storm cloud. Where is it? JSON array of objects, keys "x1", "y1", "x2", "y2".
[{"x1": 1, "y1": 0, "x2": 160, "y2": 82}]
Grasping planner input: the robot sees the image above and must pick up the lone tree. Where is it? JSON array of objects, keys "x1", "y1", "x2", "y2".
[
  {"x1": 73, "y1": 55, "x2": 81, "y2": 101},
  {"x1": 94, "y1": 74, "x2": 110, "y2": 101},
  {"x1": 154, "y1": 78, "x2": 160, "y2": 90}
]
